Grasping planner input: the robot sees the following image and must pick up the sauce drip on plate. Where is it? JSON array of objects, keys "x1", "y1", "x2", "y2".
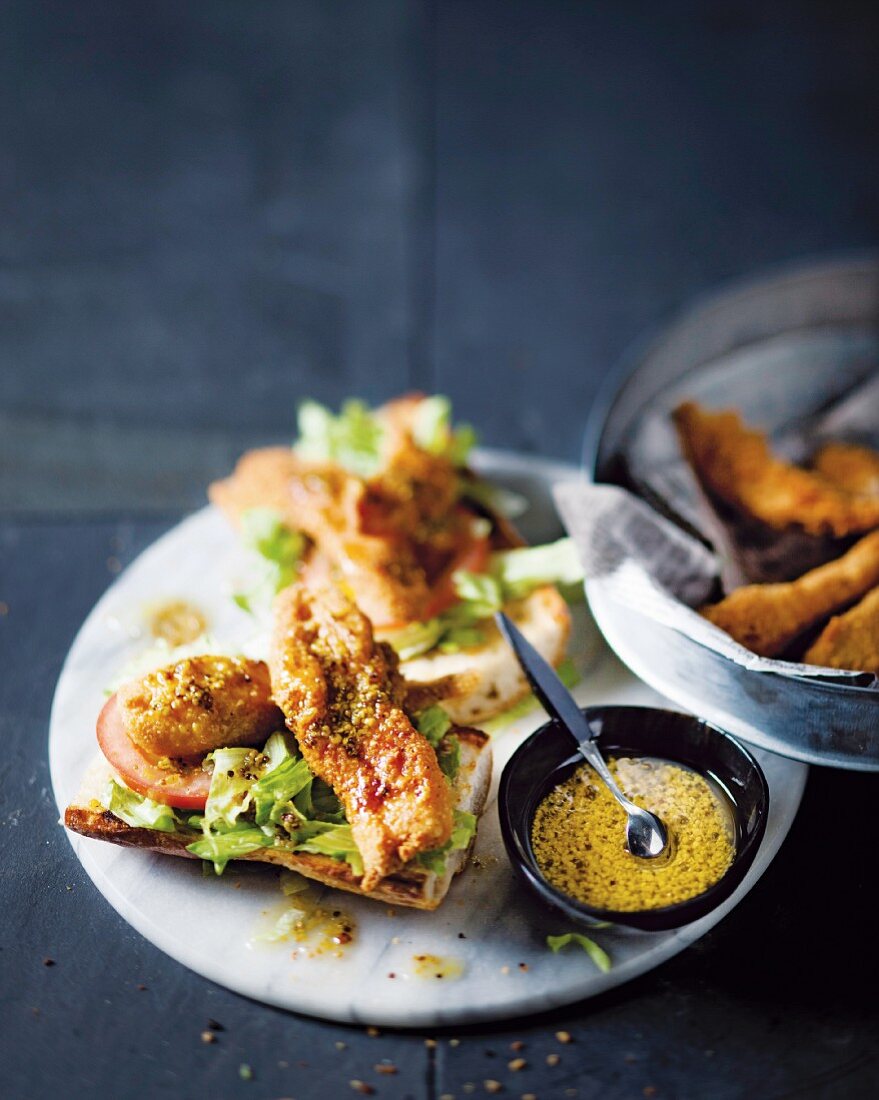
[{"x1": 146, "y1": 600, "x2": 207, "y2": 646}]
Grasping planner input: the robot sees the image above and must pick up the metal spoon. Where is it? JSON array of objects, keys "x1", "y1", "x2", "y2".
[{"x1": 494, "y1": 611, "x2": 669, "y2": 859}]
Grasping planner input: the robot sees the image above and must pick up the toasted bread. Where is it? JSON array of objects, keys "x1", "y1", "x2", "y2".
[
  {"x1": 401, "y1": 585, "x2": 571, "y2": 724},
  {"x1": 64, "y1": 727, "x2": 492, "y2": 912}
]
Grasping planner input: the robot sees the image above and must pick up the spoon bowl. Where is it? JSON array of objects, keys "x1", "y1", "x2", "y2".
[{"x1": 575, "y1": 731, "x2": 669, "y2": 859}]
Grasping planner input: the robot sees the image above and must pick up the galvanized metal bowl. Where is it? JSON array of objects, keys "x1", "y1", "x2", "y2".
[{"x1": 583, "y1": 255, "x2": 879, "y2": 771}]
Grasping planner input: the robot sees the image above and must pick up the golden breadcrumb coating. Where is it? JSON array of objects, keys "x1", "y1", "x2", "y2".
[
  {"x1": 700, "y1": 530, "x2": 879, "y2": 657},
  {"x1": 674, "y1": 402, "x2": 879, "y2": 537},
  {"x1": 268, "y1": 582, "x2": 454, "y2": 891},
  {"x1": 117, "y1": 656, "x2": 283, "y2": 759},
  {"x1": 812, "y1": 441, "x2": 879, "y2": 498},
  {"x1": 208, "y1": 396, "x2": 473, "y2": 627},
  {"x1": 804, "y1": 585, "x2": 879, "y2": 674}
]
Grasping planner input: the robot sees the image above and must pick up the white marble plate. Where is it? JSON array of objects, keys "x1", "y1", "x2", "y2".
[{"x1": 50, "y1": 451, "x2": 807, "y2": 1026}]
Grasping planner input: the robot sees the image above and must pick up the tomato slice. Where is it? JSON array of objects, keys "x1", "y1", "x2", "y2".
[
  {"x1": 421, "y1": 533, "x2": 490, "y2": 620},
  {"x1": 97, "y1": 695, "x2": 212, "y2": 810}
]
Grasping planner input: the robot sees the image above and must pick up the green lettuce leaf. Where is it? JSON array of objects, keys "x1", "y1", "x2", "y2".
[
  {"x1": 295, "y1": 398, "x2": 385, "y2": 477},
  {"x1": 436, "y1": 735, "x2": 461, "y2": 781},
  {"x1": 187, "y1": 826, "x2": 273, "y2": 875},
  {"x1": 414, "y1": 706, "x2": 459, "y2": 781},
  {"x1": 546, "y1": 932, "x2": 612, "y2": 973},
  {"x1": 252, "y1": 751, "x2": 315, "y2": 829},
  {"x1": 489, "y1": 537, "x2": 584, "y2": 598},
  {"x1": 411, "y1": 395, "x2": 477, "y2": 465},
  {"x1": 383, "y1": 538, "x2": 584, "y2": 662},
  {"x1": 203, "y1": 747, "x2": 258, "y2": 829},
  {"x1": 290, "y1": 775, "x2": 344, "y2": 823},
  {"x1": 292, "y1": 824, "x2": 365, "y2": 878},
  {"x1": 103, "y1": 778, "x2": 179, "y2": 833},
  {"x1": 452, "y1": 570, "x2": 505, "y2": 618},
  {"x1": 233, "y1": 508, "x2": 304, "y2": 612},
  {"x1": 416, "y1": 810, "x2": 477, "y2": 875},
  {"x1": 415, "y1": 705, "x2": 453, "y2": 747}
]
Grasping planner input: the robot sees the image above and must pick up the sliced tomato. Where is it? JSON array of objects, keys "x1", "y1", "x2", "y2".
[
  {"x1": 421, "y1": 533, "x2": 490, "y2": 620},
  {"x1": 97, "y1": 695, "x2": 212, "y2": 810}
]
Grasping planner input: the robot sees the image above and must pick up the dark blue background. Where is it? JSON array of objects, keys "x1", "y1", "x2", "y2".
[{"x1": 2, "y1": 3, "x2": 878, "y2": 1097}]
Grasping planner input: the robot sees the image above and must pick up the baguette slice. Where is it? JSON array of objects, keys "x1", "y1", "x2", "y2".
[
  {"x1": 64, "y1": 727, "x2": 492, "y2": 912},
  {"x1": 400, "y1": 585, "x2": 571, "y2": 725}
]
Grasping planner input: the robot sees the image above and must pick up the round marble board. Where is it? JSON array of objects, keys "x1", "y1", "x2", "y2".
[{"x1": 50, "y1": 451, "x2": 807, "y2": 1027}]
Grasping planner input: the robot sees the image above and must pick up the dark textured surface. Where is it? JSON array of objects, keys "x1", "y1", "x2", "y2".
[{"x1": 2, "y1": 1, "x2": 879, "y2": 1097}]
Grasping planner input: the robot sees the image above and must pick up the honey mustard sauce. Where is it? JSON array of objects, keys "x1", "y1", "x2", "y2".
[
  {"x1": 146, "y1": 600, "x2": 207, "y2": 646},
  {"x1": 532, "y1": 756, "x2": 736, "y2": 911}
]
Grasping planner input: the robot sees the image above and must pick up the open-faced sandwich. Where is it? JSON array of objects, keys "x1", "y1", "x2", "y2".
[
  {"x1": 64, "y1": 394, "x2": 583, "y2": 909},
  {"x1": 209, "y1": 393, "x2": 579, "y2": 724}
]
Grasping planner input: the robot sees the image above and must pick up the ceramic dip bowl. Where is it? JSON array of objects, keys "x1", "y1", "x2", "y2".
[{"x1": 498, "y1": 705, "x2": 770, "y2": 931}]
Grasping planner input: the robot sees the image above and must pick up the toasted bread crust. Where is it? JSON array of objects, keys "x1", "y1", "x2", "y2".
[{"x1": 401, "y1": 585, "x2": 571, "y2": 724}]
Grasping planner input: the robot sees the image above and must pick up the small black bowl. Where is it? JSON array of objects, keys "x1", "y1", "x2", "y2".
[{"x1": 498, "y1": 705, "x2": 770, "y2": 931}]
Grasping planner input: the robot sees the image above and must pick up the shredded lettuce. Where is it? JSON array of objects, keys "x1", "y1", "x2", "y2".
[
  {"x1": 102, "y1": 778, "x2": 179, "y2": 833},
  {"x1": 489, "y1": 538, "x2": 584, "y2": 598},
  {"x1": 411, "y1": 395, "x2": 477, "y2": 466},
  {"x1": 415, "y1": 706, "x2": 460, "y2": 781},
  {"x1": 383, "y1": 539, "x2": 584, "y2": 662},
  {"x1": 203, "y1": 747, "x2": 258, "y2": 830},
  {"x1": 188, "y1": 733, "x2": 358, "y2": 874},
  {"x1": 187, "y1": 826, "x2": 274, "y2": 874},
  {"x1": 416, "y1": 810, "x2": 477, "y2": 875},
  {"x1": 294, "y1": 398, "x2": 385, "y2": 477},
  {"x1": 459, "y1": 477, "x2": 529, "y2": 519},
  {"x1": 293, "y1": 395, "x2": 475, "y2": 477},
  {"x1": 436, "y1": 735, "x2": 461, "y2": 781},
  {"x1": 279, "y1": 869, "x2": 311, "y2": 896},
  {"x1": 233, "y1": 508, "x2": 304, "y2": 613},
  {"x1": 292, "y1": 823, "x2": 365, "y2": 878},
  {"x1": 415, "y1": 705, "x2": 453, "y2": 746},
  {"x1": 452, "y1": 570, "x2": 505, "y2": 618},
  {"x1": 252, "y1": 752, "x2": 314, "y2": 829},
  {"x1": 105, "y1": 719, "x2": 471, "y2": 881},
  {"x1": 384, "y1": 619, "x2": 445, "y2": 662},
  {"x1": 546, "y1": 932, "x2": 612, "y2": 972}
]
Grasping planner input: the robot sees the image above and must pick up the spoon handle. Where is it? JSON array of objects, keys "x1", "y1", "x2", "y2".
[
  {"x1": 494, "y1": 611, "x2": 633, "y2": 808},
  {"x1": 493, "y1": 612, "x2": 596, "y2": 743},
  {"x1": 575, "y1": 736, "x2": 634, "y2": 809}
]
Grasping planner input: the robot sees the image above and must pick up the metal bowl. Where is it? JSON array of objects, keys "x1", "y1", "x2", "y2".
[
  {"x1": 583, "y1": 255, "x2": 879, "y2": 770},
  {"x1": 498, "y1": 705, "x2": 770, "y2": 932}
]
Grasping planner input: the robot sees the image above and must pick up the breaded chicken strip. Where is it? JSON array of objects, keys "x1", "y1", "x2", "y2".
[
  {"x1": 804, "y1": 586, "x2": 879, "y2": 674},
  {"x1": 117, "y1": 656, "x2": 283, "y2": 759},
  {"x1": 700, "y1": 530, "x2": 879, "y2": 657},
  {"x1": 674, "y1": 402, "x2": 879, "y2": 537},
  {"x1": 209, "y1": 397, "x2": 474, "y2": 627},
  {"x1": 269, "y1": 582, "x2": 454, "y2": 891},
  {"x1": 812, "y1": 442, "x2": 879, "y2": 498},
  {"x1": 209, "y1": 447, "x2": 431, "y2": 626}
]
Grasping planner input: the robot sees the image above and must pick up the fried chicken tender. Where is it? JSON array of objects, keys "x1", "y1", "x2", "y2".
[
  {"x1": 269, "y1": 582, "x2": 454, "y2": 891},
  {"x1": 674, "y1": 402, "x2": 879, "y2": 537},
  {"x1": 700, "y1": 530, "x2": 879, "y2": 657},
  {"x1": 209, "y1": 447, "x2": 431, "y2": 625},
  {"x1": 209, "y1": 396, "x2": 469, "y2": 626},
  {"x1": 804, "y1": 586, "x2": 879, "y2": 674},
  {"x1": 118, "y1": 656, "x2": 283, "y2": 759},
  {"x1": 812, "y1": 442, "x2": 879, "y2": 498}
]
